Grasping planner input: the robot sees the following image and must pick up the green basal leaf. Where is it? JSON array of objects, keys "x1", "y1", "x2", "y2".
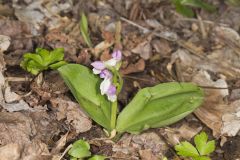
[
  {"x1": 172, "y1": 0, "x2": 194, "y2": 17},
  {"x1": 194, "y1": 132, "x2": 215, "y2": 156},
  {"x1": 88, "y1": 155, "x2": 106, "y2": 160},
  {"x1": 58, "y1": 64, "x2": 112, "y2": 130},
  {"x1": 116, "y1": 82, "x2": 204, "y2": 133},
  {"x1": 181, "y1": 0, "x2": 216, "y2": 12},
  {"x1": 175, "y1": 141, "x2": 200, "y2": 157},
  {"x1": 80, "y1": 13, "x2": 92, "y2": 48}
]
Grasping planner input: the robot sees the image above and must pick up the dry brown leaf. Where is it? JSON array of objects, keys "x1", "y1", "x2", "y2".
[
  {"x1": 92, "y1": 41, "x2": 113, "y2": 58},
  {"x1": 4, "y1": 100, "x2": 33, "y2": 112},
  {"x1": 0, "y1": 143, "x2": 21, "y2": 160},
  {"x1": 4, "y1": 86, "x2": 21, "y2": 103},
  {"x1": 152, "y1": 39, "x2": 172, "y2": 56},
  {"x1": 192, "y1": 70, "x2": 240, "y2": 137},
  {"x1": 0, "y1": 112, "x2": 36, "y2": 145},
  {"x1": 0, "y1": 111, "x2": 60, "y2": 159},
  {"x1": 113, "y1": 132, "x2": 168, "y2": 159},
  {"x1": 214, "y1": 26, "x2": 240, "y2": 55},
  {"x1": 22, "y1": 140, "x2": 51, "y2": 160},
  {"x1": 132, "y1": 132, "x2": 168, "y2": 154},
  {"x1": 132, "y1": 41, "x2": 152, "y2": 60},
  {"x1": 51, "y1": 132, "x2": 69, "y2": 154},
  {"x1": 221, "y1": 100, "x2": 240, "y2": 136},
  {"x1": 121, "y1": 59, "x2": 145, "y2": 75},
  {"x1": 169, "y1": 49, "x2": 240, "y2": 80},
  {"x1": 0, "y1": 35, "x2": 10, "y2": 52},
  {"x1": 139, "y1": 149, "x2": 159, "y2": 160},
  {"x1": 160, "y1": 122, "x2": 202, "y2": 146},
  {"x1": 13, "y1": 0, "x2": 72, "y2": 31},
  {"x1": 50, "y1": 97, "x2": 92, "y2": 133},
  {"x1": 0, "y1": 20, "x2": 32, "y2": 37}
]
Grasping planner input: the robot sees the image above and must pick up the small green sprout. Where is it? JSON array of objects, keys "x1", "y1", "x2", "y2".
[
  {"x1": 68, "y1": 139, "x2": 106, "y2": 160},
  {"x1": 175, "y1": 131, "x2": 215, "y2": 160},
  {"x1": 20, "y1": 48, "x2": 67, "y2": 75},
  {"x1": 80, "y1": 13, "x2": 92, "y2": 48},
  {"x1": 171, "y1": 0, "x2": 216, "y2": 17}
]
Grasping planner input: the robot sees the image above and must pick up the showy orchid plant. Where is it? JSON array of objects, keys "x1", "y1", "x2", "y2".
[
  {"x1": 21, "y1": 48, "x2": 204, "y2": 138},
  {"x1": 57, "y1": 49, "x2": 204, "y2": 138}
]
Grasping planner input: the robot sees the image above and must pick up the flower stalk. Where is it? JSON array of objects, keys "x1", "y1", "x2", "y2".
[{"x1": 91, "y1": 50, "x2": 123, "y2": 132}]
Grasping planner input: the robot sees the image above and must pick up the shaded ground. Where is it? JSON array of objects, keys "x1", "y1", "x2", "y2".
[{"x1": 0, "y1": 0, "x2": 240, "y2": 159}]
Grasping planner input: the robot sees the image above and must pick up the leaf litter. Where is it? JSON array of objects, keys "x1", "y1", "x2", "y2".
[{"x1": 0, "y1": 0, "x2": 240, "y2": 159}]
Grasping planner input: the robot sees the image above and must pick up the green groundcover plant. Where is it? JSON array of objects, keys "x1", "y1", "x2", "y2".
[
  {"x1": 21, "y1": 48, "x2": 204, "y2": 138},
  {"x1": 68, "y1": 139, "x2": 106, "y2": 160},
  {"x1": 175, "y1": 131, "x2": 215, "y2": 160},
  {"x1": 20, "y1": 48, "x2": 67, "y2": 75}
]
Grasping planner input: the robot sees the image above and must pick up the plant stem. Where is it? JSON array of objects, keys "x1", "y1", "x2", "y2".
[{"x1": 110, "y1": 100, "x2": 117, "y2": 129}]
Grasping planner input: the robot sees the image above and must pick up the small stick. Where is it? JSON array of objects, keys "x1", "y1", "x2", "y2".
[
  {"x1": 120, "y1": 17, "x2": 149, "y2": 33},
  {"x1": 58, "y1": 144, "x2": 72, "y2": 160},
  {"x1": 6, "y1": 77, "x2": 32, "y2": 82},
  {"x1": 197, "y1": 14, "x2": 207, "y2": 39}
]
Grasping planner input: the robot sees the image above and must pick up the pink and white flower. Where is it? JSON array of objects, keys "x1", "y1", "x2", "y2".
[{"x1": 91, "y1": 50, "x2": 122, "y2": 102}]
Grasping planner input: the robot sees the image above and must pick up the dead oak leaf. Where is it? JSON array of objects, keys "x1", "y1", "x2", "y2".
[
  {"x1": 50, "y1": 97, "x2": 92, "y2": 133},
  {"x1": 121, "y1": 59, "x2": 145, "y2": 75},
  {"x1": 132, "y1": 41, "x2": 152, "y2": 60}
]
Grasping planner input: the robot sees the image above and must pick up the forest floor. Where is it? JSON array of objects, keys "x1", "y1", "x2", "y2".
[{"x1": 0, "y1": 0, "x2": 240, "y2": 160}]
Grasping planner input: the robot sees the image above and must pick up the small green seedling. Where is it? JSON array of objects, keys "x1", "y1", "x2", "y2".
[
  {"x1": 68, "y1": 139, "x2": 106, "y2": 160},
  {"x1": 20, "y1": 48, "x2": 67, "y2": 75},
  {"x1": 171, "y1": 0, "x2": 216, "y2": 17},
  {"x1": 175, "y1": 131, "x2": 215, "y2": 160},
  {"x1": 80, "y1": 13, "x2": 92, "y2": 48}
]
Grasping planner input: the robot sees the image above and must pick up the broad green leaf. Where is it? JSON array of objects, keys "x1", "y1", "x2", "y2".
[
  {"x1": 49, "y1": 61, "x2": 67, "y2": 69},
  {"x1": 116, "y1": 82, "x2": 204, "y2": 133},
  {"x1": 175, "y1": 141, "x2": 199, "y2": 157},
  {"x1": 172, "y1": 0, "x2": 194, "y2": 17},
  {"x1": 49, "y1": 48, "x2": 65, "y2": 63},
  {"x1": 194, "y1": 132, "x2": 215, "y2": 156},
  {"x1": 193, "y1": 156, "x2": 211, "y2": 160},
  {"x1": 181, "y1": 0, "x2": 216, "y2": 12},
  {"x1": 58, "y1": 64, "x2": 112, "y2": 130},
  {"x1": 72, "y1": 139, "x2": 90, "y2": 150},
  {"x1": 36, "y1": 48, "x2": 50, "y2": 65},
  {"x1": 80, "y1": 13, "x2": 92, "y2": 48},
  {"x1": 68, "y1": 147, "x2": 91, "y2": 158},
  {"x1": 88, "y1": 155, "x2": 106, "y2": 160},
  {"x1": 70, "y1": 157, "x2": 78, "y2": 160},
  {"x1": 68, "y1": 140, "x2": 91, "y2": 158},
  {"x1": 23, "y1": 53, "x2": 44, "y2": 66}
]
